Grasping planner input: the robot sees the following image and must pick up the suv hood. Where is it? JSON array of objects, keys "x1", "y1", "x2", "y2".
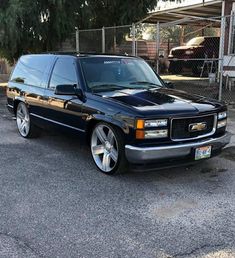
[
  {"x1": 171, "y1": 45, "x2": 199, "y2": 51},
  {"x1": 100, "y1": 88, "x2": 223, "y2": 116}
]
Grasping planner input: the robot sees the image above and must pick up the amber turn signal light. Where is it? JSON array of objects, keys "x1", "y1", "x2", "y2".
[
  {"x1": 136, "y1": 130, "x2": 145, "y2": 139},
  {"x1": 136, "y1": 119, "x2": 144, "y2": 129}
]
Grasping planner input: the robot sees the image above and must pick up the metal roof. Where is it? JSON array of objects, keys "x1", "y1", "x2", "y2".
[{"x1": 139, "y1": 0, "x2": 222, "y2": 25}]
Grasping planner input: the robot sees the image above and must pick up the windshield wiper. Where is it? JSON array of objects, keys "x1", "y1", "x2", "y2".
[
  {"x1": 129, "y1": 81, "x2": 162, "y2": 88},
  {"x1": 90, "y1": 84, "x2": 134, "y2": 92},
  {"x1": 90, "y1": 82, "x2": 162, "y2": 93}
]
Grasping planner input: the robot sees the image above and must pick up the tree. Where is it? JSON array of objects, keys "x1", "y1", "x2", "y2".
[
  {"x1": 82, "y1": 0, "x2": 156, "y2": 28},
  {"x1": 0, "y1": 0, "x2": 156, "y2": 62},
  {"x1": 0, "y1": 0, "x2": 83, "y2": 63}
]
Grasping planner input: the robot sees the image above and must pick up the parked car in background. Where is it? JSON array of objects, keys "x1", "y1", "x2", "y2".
[
  {"x1": 7, "y1": 54, "x2": 230, "y2": 174},
  {"x1": 168, "y1": 36, "x2": 220, "y2": 75}
]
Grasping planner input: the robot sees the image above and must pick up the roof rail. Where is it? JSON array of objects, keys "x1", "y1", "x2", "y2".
[{"x1": 41, "y1": 51, "x2": 138, "y2": 58}]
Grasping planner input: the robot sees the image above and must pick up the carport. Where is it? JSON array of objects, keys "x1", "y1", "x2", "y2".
[
  {"x1": 140, "y1": 0, "x2": 222, "y2": 24},
  {"x1": 135, "y1": 0, "x2": 229, "y2": 101}
]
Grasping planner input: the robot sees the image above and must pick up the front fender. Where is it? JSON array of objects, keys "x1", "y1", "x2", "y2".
[{"x1": 86, "y1": 113, "x2": 133, "y2": 135}]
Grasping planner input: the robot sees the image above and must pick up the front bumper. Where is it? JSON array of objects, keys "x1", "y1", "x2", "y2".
[{"x1": 125, "y1": 132, "x2": 231, "y2": 164}]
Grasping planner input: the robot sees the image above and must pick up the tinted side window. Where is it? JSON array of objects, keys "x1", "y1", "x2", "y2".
[
  {"x1": 10, "y1": 55, "x2": 52, "y2": 87},
  {"x1": 49, "y1": 58, "x2": 77, "y2": 89}
]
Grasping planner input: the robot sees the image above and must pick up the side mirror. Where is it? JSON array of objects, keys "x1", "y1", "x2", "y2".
[
  {"x1": 55, "y1": 85, "x2": 82, "y2": 97},
  {"x1": 164, "y1": 81, "x2": 175, "y2": 89}
]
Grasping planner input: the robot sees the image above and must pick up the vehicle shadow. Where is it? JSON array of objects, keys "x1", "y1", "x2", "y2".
[
  {"x1": 1, "y1": 102, "x2": 230, "y2": 190},
  {"x1": 39, "y1": 130, "x2": 228, "y2": 183}
]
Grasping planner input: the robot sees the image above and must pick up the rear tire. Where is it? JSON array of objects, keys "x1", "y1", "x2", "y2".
[
  {"x1": 16, "y1": 102, "x2": 39, "y2": 138},
  {"x1": 90, "y1": 122, "x2": 128, "y2": 174}
]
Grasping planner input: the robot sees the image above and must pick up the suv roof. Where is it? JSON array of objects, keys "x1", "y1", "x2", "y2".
[{"x1": 42, "y1": 52, "x2": 138, "y2": 58}]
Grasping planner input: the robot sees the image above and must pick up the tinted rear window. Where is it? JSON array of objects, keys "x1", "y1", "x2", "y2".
[{"x1": 10, "y1": 55, "x2": 53, "y2": 87}]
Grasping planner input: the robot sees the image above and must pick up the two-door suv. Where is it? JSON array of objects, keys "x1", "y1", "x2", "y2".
[{"x1": 7, "y1": 53, "x2": 230, "y2": 174}]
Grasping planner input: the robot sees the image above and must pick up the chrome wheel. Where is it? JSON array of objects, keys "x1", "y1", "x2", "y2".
[
  {"x1": 91, "y1": 124, "x2": 119, "y2": 173},
  {"x1": 16, "y1": 103, "x2": 30, "y2": 137}
]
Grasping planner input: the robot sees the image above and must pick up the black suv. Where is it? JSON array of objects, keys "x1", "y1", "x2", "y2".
[
  {"x1": 168, "y1": 36, "x2": 220, "y2": 74},
  {"x1": 7, "y1": 54, "x2": 230, "y2": 174}
]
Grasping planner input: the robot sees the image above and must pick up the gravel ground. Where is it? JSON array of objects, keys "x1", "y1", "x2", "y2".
[{"x1": 0, "y1": 88, "x2": 235, "y2": 258}]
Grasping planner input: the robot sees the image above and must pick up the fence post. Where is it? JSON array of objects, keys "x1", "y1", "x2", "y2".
[
  {"x1": 132, "y1": 23, "x2": 136, "y2": 56},
  {"x1": 156, "y1": 22, "x2": 160, "y2": 74},
  {"x1": 136, "y1": 39, "x2": 138, "y2": 56},
  {"x1": 113, "y1": 26, "x2": 117, "y2": 53},
  {"x1": 75, "y1": 27, "x2": 79, "y2": 53},
  {"x1": 102, "y1": 27, "x2": 105, "y2": 53},
  {"x1": 218, "y1": 15, "x2": 226, "y2": 101}
]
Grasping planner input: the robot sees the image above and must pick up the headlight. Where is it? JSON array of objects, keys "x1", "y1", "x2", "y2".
[
  {"x1": 136, "y1": 119, "x2": 168, "y2": 128},
  {"x1": 136, "y1": 129, "x2": 168, "y2": 139},
  {"x1": 145, "y1": 119, "x2": 168, "y2": 128},
  {"x1": 218, "y1": 111, "x2": 227, "y2": 120},
  {"x1": 217, "y1": 119, "x2": 227, "y2": 129},
  {"x1": 136, "y1": 119, "x2": 168, "y2": 139},
  {"x1": 185, "y1": 50, "x2": 194, "y2": 55}
]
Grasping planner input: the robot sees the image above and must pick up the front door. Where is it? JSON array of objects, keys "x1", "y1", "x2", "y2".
[{"x1": 43, "y1": 57, "x2": 84, "y2": 132}]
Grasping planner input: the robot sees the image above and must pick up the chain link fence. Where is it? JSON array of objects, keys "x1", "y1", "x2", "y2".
[
  {"x1": 221, "y1": 14, "x2": 235, "y2": 105},
  {"x1": 66, "y1": 14, "x2": 235, "y2": 105},
  {"x1": 78, "y1": 29, "x2": 103, "y2": 53},
  {"x1": 158, "y1": 18, "x2": 222, "y2": 101},
  {"x1": 104, "y1": 25, "x2": 133, "y2": 55}
]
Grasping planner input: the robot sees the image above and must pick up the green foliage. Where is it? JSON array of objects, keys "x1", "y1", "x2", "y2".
[
  {"x1": 138, "y1": 24, "x2": 218, "y2": 44},
  {"x1": 0, "y1": 0, "x2": 156, "y2": 62},
  {"x1": 160, "y1": 25, "x2": 217, "y2": 44},
  {"x1": 83, "y1": 0, "x2": 156, "y2": 28},
  {"x1": 0, "y1": 0, "x2": 82, "y2": 63}
]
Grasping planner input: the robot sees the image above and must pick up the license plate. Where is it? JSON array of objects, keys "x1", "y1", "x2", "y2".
[{"x1": 195, "y1": 146, "x2": 212, "y2": 160}]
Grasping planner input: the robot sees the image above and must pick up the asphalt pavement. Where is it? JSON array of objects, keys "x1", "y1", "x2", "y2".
[{"x1": 0, "y1": 88, "x2": 235, "y2": 258}]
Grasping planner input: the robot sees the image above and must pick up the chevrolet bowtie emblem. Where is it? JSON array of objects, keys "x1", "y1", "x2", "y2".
[{"x1": 189, "y1": 122, "x2": 207, "y2": 132}]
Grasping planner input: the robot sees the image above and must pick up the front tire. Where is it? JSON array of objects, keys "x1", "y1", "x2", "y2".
[
  {"x1": 169, "y1": 61, "x2": 182, "y2": 74},
  {"x1": 192, "y1": 61, "x2": 202, "y2": 75},
  {"x1": 90, "y1": 122, "x2": 128, "y2": 174},
  {"x1": 16, "y1": 102, "x2": 39, "y2": 138}
]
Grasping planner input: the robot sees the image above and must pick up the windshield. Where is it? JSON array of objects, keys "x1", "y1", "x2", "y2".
[
  {"x1": 186, "y1": 37, "x2": 205, "y2": 46},
  {"x1": 80, "y1": 57, "x2": 163, "y2": 93}
]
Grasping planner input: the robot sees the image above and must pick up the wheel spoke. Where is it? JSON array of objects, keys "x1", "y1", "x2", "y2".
[
  {"x1": 25, "y1": 121, "x2": 30, "y2": 131},
  {"x1": 95, "y1": 127, "x2": 107, "y2": 143},
  {"x1": 23, "y1": 125, "x2": 27, "y2": 134},
  {"x1": 19, "y1": 121, "x2": 25, "y2": 131},
  {"x1": 24, "y1": 115, "x2": 29, "y2": 122},
  {"x1": 107, "y1": 129, "x2": 114, "y2": 145},
  {"x1": 102, "y1": 153, "x2": 111, "y2": 171},
  {"x1": 92, "y1": 145, "x2": 105, "y2": 155},
  {"x1": 17, "y1": 112, "x2": 25, "y2": 120},
  {"x1": 110, "y1": 148, "x2": 118, "y2": 162}
]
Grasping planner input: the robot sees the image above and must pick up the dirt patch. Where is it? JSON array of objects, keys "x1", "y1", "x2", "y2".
[
  {"x1": 200, "y1": 167, "x2": 215, "y2": 174},
  {"x1": 220, "y1": 146, "x2": 235, "y2": 162},
  {"x1": 150, "y1": 199, "x2": 198, "y2": 219},
  {"x1": 200, "y1": 167, "x2": 228, "y2": 174}
]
